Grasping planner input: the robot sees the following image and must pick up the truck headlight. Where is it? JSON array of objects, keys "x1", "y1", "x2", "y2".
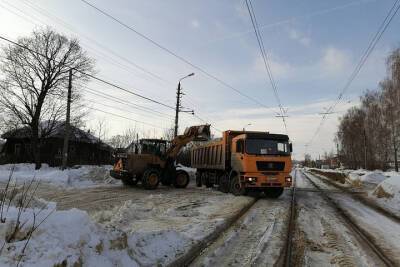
[
  {"x1": 247, "y1": 177, "x2": 257, "y2": 182},
  {"x1": 285, "y1": 176, "x2": 292, "y2": 183}
]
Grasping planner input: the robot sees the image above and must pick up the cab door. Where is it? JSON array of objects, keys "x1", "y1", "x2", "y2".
[{"x1": 231, "y1": 139, "x2": 245, "y2": 172}]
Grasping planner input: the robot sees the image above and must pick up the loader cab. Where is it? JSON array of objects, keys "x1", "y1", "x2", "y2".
[{"x1": 138, "y1": 139, "x2": 168, "y2": 157}]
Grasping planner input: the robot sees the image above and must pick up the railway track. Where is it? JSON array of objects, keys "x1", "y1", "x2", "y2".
[
  {"x1": 301, "y1": 170, "x2": 396, "y2": 267},
  {"x1": 307, "y1": 170, "x2": 400, "y2": 223},
  {"x1": 188, "y1": 191, "x2": 292, "y2": 266}
]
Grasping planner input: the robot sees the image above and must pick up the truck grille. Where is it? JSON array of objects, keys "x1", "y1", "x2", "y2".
[{"x1": 256, "y1": 161, "x2": 285, "y2": 171}]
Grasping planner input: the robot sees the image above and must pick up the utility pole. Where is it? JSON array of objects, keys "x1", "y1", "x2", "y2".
[
  {"x1": 174, "y1": 82, "x2": 182, "y2": 138},
  {"x1": 61, "y1": 69, "x2": 72, "y2": 170},
  {"x1": 174, "y1": 73, "x2": 195, "y2": 137}
]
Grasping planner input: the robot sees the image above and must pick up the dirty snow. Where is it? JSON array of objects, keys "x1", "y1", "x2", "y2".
[
  {"x1": 372, "y1": 176, "x2": 400, "y2": 216},
  {"x1": 91, "y1": 192, "x2": 253, "y2": 266},
  {"x1": 0, "y1": 164, "x2": 117, "y2": 188}
]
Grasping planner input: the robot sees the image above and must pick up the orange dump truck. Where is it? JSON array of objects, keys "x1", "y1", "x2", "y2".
[{"x1": 191, "y1": 130, "x2": 292, "y2": 198}]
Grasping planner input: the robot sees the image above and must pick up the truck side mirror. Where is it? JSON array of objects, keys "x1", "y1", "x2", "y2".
[{"x1": 289, "y1": 143, "x2": 293, "y2": 153}]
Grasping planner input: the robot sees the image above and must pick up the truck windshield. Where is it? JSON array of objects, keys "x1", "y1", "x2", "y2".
[{"x1": 246, "y1": 139, "x2": 289, "y2": 155}]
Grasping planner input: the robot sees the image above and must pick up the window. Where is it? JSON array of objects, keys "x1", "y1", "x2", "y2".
[{"x1": 246, "y1": 139, "x2": 290, "y2": 155}]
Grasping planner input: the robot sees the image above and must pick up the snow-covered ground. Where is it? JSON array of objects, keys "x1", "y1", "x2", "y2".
[
  {"x1": 302, "y1": 170, "x2": 400, "y2": 265},
  {"x1": 294, "y1": 171, "x2": 385, "y2": 266},
  {"x1": 0, "y1": 205, "x2": 138, "y2": 267},
  {"x1": 0, "y1": 164, "x2": 117, "y2": 188},
  {"x1": 0, "y1": 164, "x2": 255, "y2": 266},
  {"x1": 308, "y1": 168, "x2": 400, "y2": 217}
]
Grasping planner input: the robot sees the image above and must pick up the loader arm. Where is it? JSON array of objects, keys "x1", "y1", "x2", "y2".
[{"x1": 166, "y1": 125, "x2": 210, "y2": 160}]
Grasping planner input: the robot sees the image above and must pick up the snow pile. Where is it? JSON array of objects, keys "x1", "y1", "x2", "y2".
[
  {"x1": 359, "y1": 171, "x2": 387, "y2": 184},
  {"x1": 372, "y1": 176, "x2": 400, "y2": 211},
  {"x1": 0, "y1": 164, "x2": 117, "y2": 188},
  {"x1": 0, "y1": 205, "x2": 138, "y2": 267}
]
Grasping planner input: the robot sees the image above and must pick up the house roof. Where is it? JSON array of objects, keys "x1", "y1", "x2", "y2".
[{"x1": 1, "y1": 122, "x2": 113, "y2": 151}]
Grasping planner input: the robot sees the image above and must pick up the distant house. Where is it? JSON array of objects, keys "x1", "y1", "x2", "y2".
[{"x1": 1, "y1": 122, "x2": 113, "y2": 167}]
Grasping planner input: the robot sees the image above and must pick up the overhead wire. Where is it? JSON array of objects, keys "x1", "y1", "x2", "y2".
[
  {"x1": 306, "y1": 0, "x2": 400, "y2": 147},
  {"x1": 245, "y1": 0, "x2": 288, "y2": 134},
  {"x1": 0, "y1": 35, "x2": 177, "y2": 111},
  {"x1": 79, "y1": 0, "x2": 276, "y2": 112},
  {"x1": 7, "y1": 0, "x2": 222, "y2": 131}
]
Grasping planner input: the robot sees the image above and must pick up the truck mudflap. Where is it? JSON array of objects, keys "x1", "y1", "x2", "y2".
[{"x1": 109, "y1": 170, "x2": 131, "y2": 180}]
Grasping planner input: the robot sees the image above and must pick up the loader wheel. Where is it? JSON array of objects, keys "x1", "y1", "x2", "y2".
[
  {"x1": 218, "y1": 173, "x2": 230, "y2": 193},
  {"x1": 230, "y1": 175, "x2": 246, "y2": 196},
  {"x1": 174, "y1": 170, "x2": 190, "y2": 188},
  {"x1": 142, "y1": 169, "x2": 160, "y2": 190},
  {"x1": 264, "y1": 187, "x2": 284, "y2": 198},
  {"x1": 121, "y1": 177, "x2": 138, "y2": 186}
]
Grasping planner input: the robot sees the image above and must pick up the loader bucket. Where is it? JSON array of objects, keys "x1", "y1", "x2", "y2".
[{"x1": 184, "y1": 124, "x2": 211, "y2": 141}]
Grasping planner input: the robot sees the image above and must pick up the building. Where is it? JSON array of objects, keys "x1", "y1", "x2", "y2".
[{"x1": 1, "y1": 123, "x2": 113, "y2": 166}]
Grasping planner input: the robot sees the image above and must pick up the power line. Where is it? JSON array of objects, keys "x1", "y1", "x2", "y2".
[
  {"x1": 245, "y1": 0, "x2": 288, "y2": 133},
  {"x1": 80, "y1": 0, "x2": 276, "y2": 111},
  {"x1": 87, "y1": 106, "x2": 166, "y2": 129},
  {"x1": 306, "y1": 0, "x2": 400, "y2": 147},
  {"x1": 0, "y1": 35, "x2": 176, "y2": 110},
  {"x1": 19, "y1": 0, "x2": 174, "y2": 89},
  {"x1": 83, "y1": 86, "x2": 174, "y2": 119}
]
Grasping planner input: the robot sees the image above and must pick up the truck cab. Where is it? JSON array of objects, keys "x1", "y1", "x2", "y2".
[{"x1": 230, "y1": 133, "x2": 292, "y2": 196}]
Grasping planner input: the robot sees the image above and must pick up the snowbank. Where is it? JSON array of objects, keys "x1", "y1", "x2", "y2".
[
  {"x1": 0, "y1": 204, "x2": 138, "y2": 267},
  {"x1": 360, "y1": 171, "x2": 387, "y2": 184},
  {"x1": 372, "y1": 176, "x2": 400, "y2": 213},
  {"x1": 0, "y1": 164, "x2": 118, "y2": 188}
]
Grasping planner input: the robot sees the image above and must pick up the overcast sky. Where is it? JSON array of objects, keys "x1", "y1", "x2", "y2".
[{"x1": 0, "y1": 0, "x2": 399, "y2": 160}]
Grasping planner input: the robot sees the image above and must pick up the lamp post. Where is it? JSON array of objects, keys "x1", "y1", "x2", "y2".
[
  {"x1": 242, "y1": 123, "x2": 252, "y2": 131},
  {"x1": 174, "y1": 73, "x2": 195, "y2": 137}
]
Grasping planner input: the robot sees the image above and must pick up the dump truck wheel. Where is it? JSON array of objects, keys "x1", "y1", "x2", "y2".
[
  {"x1": 121, "y1": 178, "x2": 138, "y2": 186},
  {"x1": 195, "y1": 172, "x2": 202, "y2": 187},
  {"x1": 230, "y1": 175, "x2": 246, "y2": 196},
  {"x1": 218, "y1": 173, "x2": 230, "y2": 193},
  {"x1": 174, "y1": 170, "x2": 190, "y2": 188},
  {"x1": 201, "y1": 173, "x2": 212, "y2": 188},
  {"x1": 142, "y1": 169, "x2": 160, "y2": 190},
  {"x1": 264, "y1": 187, "x2": 284, "y2": 198}
]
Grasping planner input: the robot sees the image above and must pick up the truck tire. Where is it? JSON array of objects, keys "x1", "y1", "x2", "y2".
[
  {"x1": 195, "y1": 172, "x2": 202, "y2": 187},
  {"x1": 201, "y1": 173, "x2": 212, "y2": 188},
  {"x1": 121, "y1": 177, "x2": 138, "y2": 186},
  {"x1": 218, "y1": 173, "x2": 230, "y2": 193},
  {"x1": 264, "y1": 187, "x2": 284, "y2": 198},
  {"x1": 174, "y1": 170, "x2": 190, "y2": 188},
  {"x1": 230, "y1": 175, "x2": 246, "y2": 196},
  {"x1": 142, "y1": 169, "x2": 160, "y2": 190}
]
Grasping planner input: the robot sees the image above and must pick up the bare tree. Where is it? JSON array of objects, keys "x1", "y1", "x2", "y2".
[
  {"x1": 0, "y1": 28, "x2": 95, "y2": 169},
  {"x1": 108, "y1": 127, "x2": 138, "y2": 149}
]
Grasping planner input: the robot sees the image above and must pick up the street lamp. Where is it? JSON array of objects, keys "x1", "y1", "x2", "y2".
[
  {"x1": 242, "y1": 123, "x2": 252, "y2": 131},
  {"x1": 174, "y1": 73, "x2": 195, "y2": 137}
]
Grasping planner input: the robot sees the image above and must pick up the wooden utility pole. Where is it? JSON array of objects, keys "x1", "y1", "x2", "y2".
[{"x1": 61, "y1": 69, "x2": 72, "y2": 170}]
